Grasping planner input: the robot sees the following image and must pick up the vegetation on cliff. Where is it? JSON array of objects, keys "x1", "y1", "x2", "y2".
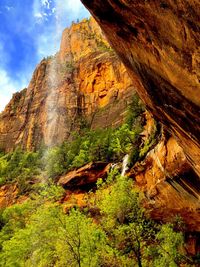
[
  {"x1": 0, "y1": 12, "x2": 199, "y2": 266},
  {"x1": 0, "y1": 94, "x2": 196, "y2": 266},
  {"x1": 0, "y1": 94, "x2": 146, "y2": 192}
]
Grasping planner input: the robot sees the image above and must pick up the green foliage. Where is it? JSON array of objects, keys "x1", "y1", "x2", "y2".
[
  {"x1": 43, "y1": 147, "x2": 66, "y2": 178},
  {"x1": 96, "y1": 40, "x2": 113, "y2": 52},
  {"x1": 44, "y1": 119, "x2": 142, "y2": 178},
  {"x1": 45, "y1": 55, "x2": 54, "y2": 61},
  {"x1": 65, "y1": 61, "x2": 75, "y2": 72},
  {"x1": 60, "y1": 61, "x2": 75, "y2": 74},
  {"x1": 0, "y1": 46, "x2": 191, "y2": 266},
  {"x1": 0, "y1": 200, "x2": 38, "y2": 256},
  {"x1": 0, "y1": 148, "x2": 41, "y2": 194},
  {"x1": 139, "y1": 122, "x2": 158, "y2": 159},
  {"x1": 0, "y1": 174, "x2": 189, "y2": 267},
  {"x1": 126, "y1": 94, "x2": 145, "y2": 128},
  {"x1": 93, "y1": 175, "x2": 186, "y2": 267},
  {"x1": 85, "y1": 31, "x2": 112, "y2": 52},
  {"x1": 0, "y1": 204, "x2": 106, "y2": 267},
  {"x1": 153, "y1": 224, "x2": 184, "y2": 266},
  {"x1": 97, "y1": 175, "x2": 141, "y2": 226},
  {"x1": 95, "y1": 175, "x2": 151, "y2": 266},
  {"x1": 72, "y1": 148, "x2": 89, "y2": 169},
  {"x1": 0, "y1": 93, "x2": 146, "y2": 185},
  {"x1": 32, "y1": 183, "x2": 65, "y2": 202}
]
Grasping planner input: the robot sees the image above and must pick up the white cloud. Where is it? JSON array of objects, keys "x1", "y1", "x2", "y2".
[
  {"x1": 55, "y1": 0, "x2": 88, "y2": 21},
  {"x1": 0, "y1": 70, "x2": 18, "y2": 111},
  {"x1": 0, "y1": 70, "x2": 14, "y2": 93},
  {"x1": 0, "y1": 40, "x2": 10, "y2": 66},
  {"x1": 51, "y1": 7, "x2": 56, "y2": 14},
  {"x1": 5, "y1": 6, "x2": 12, "y2": 11},
  {"x1": 0, "y1": 0, "x2": 90, "y2": 111},
  {"x1": 33, "y1": 0, "x2": 48, "y2": 22},
  {"x1": 0, "y1": 69, "x2": 28, "y2": 112},
  {"x1": 53, "y1": 0, "x2": 90, "y2": 45},
  {"x1": 31, "y1": 0, "x2": 90, "y2": 59},
  {"x1": 36, "y1": 33, "x2": 58, "y2": 58},
  {"x1": 33, "y1": 0, "x2": 41, "y2": 16},
  {"x1": 0, "y1": 42, "x2": 16, "y2": 112},
  {"x1": 41, "y1": 0, "x2": 51, "y2": 9},
  {"x1": 34, "y1": 12, "x2": 43, "y2": 19}
]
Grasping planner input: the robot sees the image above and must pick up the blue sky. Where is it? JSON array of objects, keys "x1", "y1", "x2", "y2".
[{"x1": 0, "y1": 0, "x2": 89, "y2": 111}]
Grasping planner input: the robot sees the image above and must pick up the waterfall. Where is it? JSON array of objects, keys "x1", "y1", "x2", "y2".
[
  {"x1": 42, "y1": 4, "x2": 64, "y2": 182},
  {"x1": 45, "y1": 56, "x2": 59, "y2": 147},
  {"x1": 45, "y1": 4, "x2": 64, "y2": 147},
  {"x1": 121, "y1": 154, "x2": 129, "y2": 176}
]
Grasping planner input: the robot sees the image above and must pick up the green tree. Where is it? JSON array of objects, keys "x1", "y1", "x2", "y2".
[
  {"x1": 44, "y1": 147, "x2": 66, "y2": 178},
  {"x1": 94, "y1": 174, "x2": 185, "y2": 267},
  {"x1": 0, "y1": 148, "x2": 41, "y2": 193},
  {"x1": 96, "y1": 175, "x2": 150, "y2": 266},
  {"x1": 125, "y1": 93, "x2": 145, "y2": 128},
  {"x1": 151, "y1": 224, "x2": 184, "y2": 267},
  {"x1": 0, "y1": 202, "x2": 105, "y2": 266}
]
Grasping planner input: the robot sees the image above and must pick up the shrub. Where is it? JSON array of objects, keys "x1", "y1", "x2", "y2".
[{"x1": 0, "y1": 148, "x2": 41, "y2": 193}]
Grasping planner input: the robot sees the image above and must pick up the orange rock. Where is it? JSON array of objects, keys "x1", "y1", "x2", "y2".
[
  {"x1": 0, "y1": 18, "x2": 135, "y2": 151},
  {"x1": 130, "y1": 133, "x2": 200, "y2": 231},
  {"x1": 81, "y1": 0, "x2": 200, "y2": 176},
  {"x1": 58, "y1": 162, "x2": 110, "y2": 190},
  {"x1": 0, "y1": 184, "x2": 27, "y2": 208}
]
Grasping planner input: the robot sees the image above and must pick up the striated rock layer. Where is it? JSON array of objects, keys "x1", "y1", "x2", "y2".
[
  {"x1": 0, "y1": 18, "x2": 133, "y2": 151},
  {"x1": 81, "y1": 0, "x2": 200, "y2": 176},
  {"x1": 130, "y1": 134, "x2": 200, "y2": 231}
]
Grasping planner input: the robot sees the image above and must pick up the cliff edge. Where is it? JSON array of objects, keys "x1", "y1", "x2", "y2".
[
  {"x1": 81, "y1": 0, "x2": 200, "y2": 176},
  {"x1": 0, "y1": 18, "x2": 133, "y2": 151}
]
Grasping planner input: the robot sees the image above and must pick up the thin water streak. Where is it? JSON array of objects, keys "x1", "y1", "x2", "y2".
[{"x1": 121, "y1": 154, "x2": 129, "y2": 176}]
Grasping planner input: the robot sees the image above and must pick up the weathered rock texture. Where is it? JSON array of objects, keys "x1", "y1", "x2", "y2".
[
  {"x1": 0, "y1": 18, "x2": 134, "y2": 151},
  {"x1": 57, "y1": 109, "x2": 200, "y2": 232},
  {"x1": 127, "y1": 111, "x2": 200, "y2": 231},
  {"x1": 81, "y1": 0, "x2": 200, "y2": 176},
  {"x1": 0, "y1": 184, "x2": 27, "y2": 208},
  {"x1": 130, "y1": 135, "x2": 200, "y2": 231},
  {"x1": 0, "y1": 12, "x2": 200, "y2": 237},
  {"x1": 58, "y1": 162, "x2": 110, "y2": 190}
]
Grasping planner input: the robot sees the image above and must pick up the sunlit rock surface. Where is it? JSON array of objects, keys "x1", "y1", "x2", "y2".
[
  {"x1": 0, "y1": 18, "x2": 133, "y2": 151},
  {"x1": 58, "y1": 162, "x2": 110, "y2": 190},
  {"x1": 0, "y1": 12, "x2": 200, "y2": 236},
  {"x1": 130, "y1": 134, "x2": 200, "y2": 231},
  {"x1": 81, "y1": 0, "x2": 200, "y2": 176},
  {"x1": 0, "y1": 184, "x2": 27, "y2": 208}
]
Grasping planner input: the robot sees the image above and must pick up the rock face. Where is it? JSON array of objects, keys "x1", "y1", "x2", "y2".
[
  {"x1": 130, "y1": 135, "x2": 200, "y2": 231},
  {"x1": 0, "y1": 10, "x2": 200, "y2": 236},
  {"x1": 128, "y1": 110, "x2": 200, "y2": 231},
  {"x1": 0, "y1": 18, "x2": 134, "y2": 151},
  {"x1": 0, "y1": 184, "x2": 27, "y2": 208},
  {"x1": 58, "y1": 162, "x2": 109, "y2": 190},
  {"x1": 81, "y1": 0, "x2": 200, "y2": 176}
]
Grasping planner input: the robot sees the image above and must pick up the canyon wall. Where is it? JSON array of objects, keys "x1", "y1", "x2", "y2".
[
  {"x1": 0, "y1": 15, "x2": 200, "y2": 238},
  {"x1": 0, "y1": 18, "x2": 133, "y2": 151},
  {"x1": 81, "y1": 0, "x2": 200, "y2": 176}
]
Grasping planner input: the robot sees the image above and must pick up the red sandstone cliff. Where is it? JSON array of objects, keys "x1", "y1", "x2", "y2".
[
  {"x1": 0, "y1": 15, "x2": 200, "y2": 237},
  {"x1": 0, "y1": 18, "x2": 133, "y2": 151},
  {"x1": 81, "y1": 0, "x2": 200, "y2": 177}
]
